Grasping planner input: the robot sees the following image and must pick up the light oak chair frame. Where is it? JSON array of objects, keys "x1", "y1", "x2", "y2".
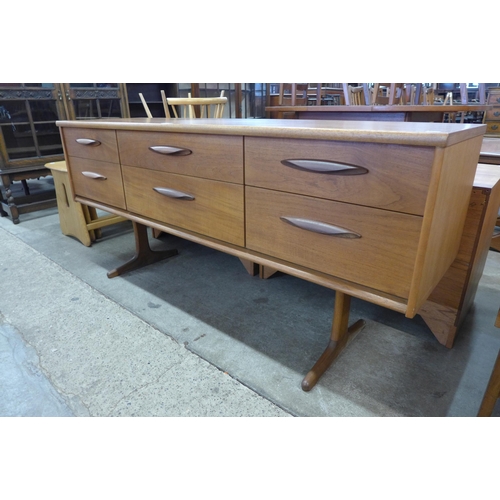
[
  {"x1": 342, "y1": 84, "x2": 371, "y2": 105},
  {"x1": 139, "y1": 91, "x2": 227, "y2": 119}
]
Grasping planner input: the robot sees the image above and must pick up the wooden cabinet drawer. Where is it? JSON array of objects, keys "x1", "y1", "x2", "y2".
[
  {"x1": 487, "y1": 93, "x2": 500, "y2": 105},
  {"x1": 485, "y1": 109, "x2": 500, "y2": 121},
  {"x1": 245, "y1": 137, "x2": 434, "y2": 215},
  {"x1": 62, "y1": 128, "x2": 119, "y2": 163},
  {"x1": 123, "y1": 166, "x2": 244, "y2": 246},
  {"x1": 245, "y1": 186, "x2": 422, "y2": 298},
  {"x1": 117, "y1": 131, "x2": 243, "y2": 184},
  {"x1": 486, "y1": 122, "x2": 500, "y2": 134},
  {"x1": 69, "y1": 157, "x2": 126, "y2": 209}
]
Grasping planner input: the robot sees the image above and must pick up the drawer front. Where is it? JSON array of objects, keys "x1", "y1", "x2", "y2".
[
  {"x1": 487, "y1": 93, "x2": 500, "y2": 105},
  {"x1": 123, "y1": 166, "x2": 244, "y2": 246},
  {"x1": 486, "y1": 122, "x2": 500, "y2": 134},
  {"x1": 245, "y1": 137, "x2": 434, "y2": 215},
  {"x1": 485, "y1": 109, "x2": 500, "y2": 121},
  {"x1": 69, "y1": 157, "x2": 126, "y2": 209},
  {"x1": 62, "y1": 128, "x2": 119, "y2": 163},
  {"x1": 245, "y1": 186, "x2": 422, "y2": 298},
  {"x1": 117, "y1": 131, "x2": 243, "y2": 184}
]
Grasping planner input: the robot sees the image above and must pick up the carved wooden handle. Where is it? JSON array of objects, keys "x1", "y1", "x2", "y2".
[
  {"x1": 81, "y1": 171, "x2": 107, "y2": 180},
  {"x1": 280, "y1": 216, "x2": 361, "y2": 238},
  {"x1": 281, "y1": 159, "x2": 368, "y2": 175},
  {"x1": 149, "y1": 146, "x2": 192, "y2": 156},
  {"x1": 76, "y1": 138, "x2": 101, "y2": 146},
  {"x1": 153, "y1": 187, "x2": 195, "y2": 200}
]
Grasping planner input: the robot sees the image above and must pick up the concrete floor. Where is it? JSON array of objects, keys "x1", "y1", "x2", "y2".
[{"x1": 1, "y1": 177, "x2": 499, "y2": 417}]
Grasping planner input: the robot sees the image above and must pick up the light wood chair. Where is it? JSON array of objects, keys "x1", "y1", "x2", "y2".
[
  {"x1": 139, "y1": 91, "x2": 227, "y2": 119},
  {"x1": 371, "y1": 83, "x2": 406, "y2": 105},
  {"x1": 278, "y1": 83, "x2": 308, "y2": 106},
  {"x1": 422, "y1": 84, "x2": 436, "y2": 105},
  {"x1": 46, "y1": 161, "x2": 128, "y2": 247},
  {"x1": 275, "y1": 83, "x2": 309, "y2": 118},
  {"x1": 403, "y1": 84, "x2": 436, "y2": 106},
  {"x1": 165, "y1": 91, "x2": 227, "y2": 118},
  {"x1": 343, "y1": 84, "x2": 406, "y2": 106},
  {"x1": 477, "y1": 307, "x2": 500, "y2": 416},
  {"x1": 342, "y1": 84, "x2": 371, "y2": 105}
]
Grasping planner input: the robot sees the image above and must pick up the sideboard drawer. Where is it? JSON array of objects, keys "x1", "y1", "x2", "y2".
[
  {"x1": 245, "y1": 186, "x2": 422, "y2": 298},
  {"x1": 123, "y1": 166, "x2": 244, "y2": 246},
  {"x1": 62, "y1": 128, "x2": 119, "y2": 163},
  {"x1": 117, "y1": 131, "x2": 244, "y2": 184},
  {"x1": 245, "y1": 137, "x2": 434, "y2": 215},
  {"x1": 69, "y1": 157, "x2": 126, "y2": 209}
]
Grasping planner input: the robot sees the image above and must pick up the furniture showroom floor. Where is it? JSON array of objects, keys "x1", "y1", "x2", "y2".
[{"x1": 1, "y1": 177, "x2": 499, "y2": 417}]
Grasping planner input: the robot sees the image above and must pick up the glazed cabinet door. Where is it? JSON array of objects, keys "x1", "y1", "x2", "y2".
[
  {"x1": 0, "y1": 83, "x2": 67, "y2": 169},
  {"x1": 60, "y1": 83, "x2": 130, "y2": 121},
  {"x1": 0, "y1": 83, "x2": 129, "y2": 171}
]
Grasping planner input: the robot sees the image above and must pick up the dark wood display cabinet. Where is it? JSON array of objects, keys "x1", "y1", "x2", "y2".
[{"x1": 0, "y1": 83, "x2": 129, "y2": 223}]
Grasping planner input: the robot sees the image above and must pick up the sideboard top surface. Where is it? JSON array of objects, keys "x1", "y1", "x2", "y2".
[{"x1": 56, "y1": 118, "x2": 486, "y2": 148}]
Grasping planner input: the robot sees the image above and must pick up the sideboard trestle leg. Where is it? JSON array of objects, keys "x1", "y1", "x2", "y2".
[
  {"x1": 302, "y1": 291, "x2": 366, "y2": 391},
  {"x1": 107, "y1": 221, "x2": 178, "y2": 278}
]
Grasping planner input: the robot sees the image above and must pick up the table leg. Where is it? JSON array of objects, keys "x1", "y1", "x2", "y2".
[
  {"x1": 107, "y1": 221, "x2": 178, "y2": 278},
  {"x1": 302, "y1": 291, "x2": 366, "y2": 391}
]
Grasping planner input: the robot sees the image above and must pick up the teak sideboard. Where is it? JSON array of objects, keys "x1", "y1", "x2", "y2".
[{"x1": 57, "y1": 118, "x2": 486, "y2": 390}]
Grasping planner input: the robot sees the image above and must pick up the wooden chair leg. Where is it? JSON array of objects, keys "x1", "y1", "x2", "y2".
[
  {"x1": 107, "y1": 221, "x2": 178, "y2": 278},
  {"x1": 302, "y1": 291, "x2": 366, "y2": 391}
]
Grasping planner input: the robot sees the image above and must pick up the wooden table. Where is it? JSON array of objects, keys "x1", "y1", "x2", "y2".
[
  {"x1": 266, "y1": 104, "x2": 492, "y2": 122},
  {"x1": 57, "y1": 118, "x2": 485, "y2": 390}
]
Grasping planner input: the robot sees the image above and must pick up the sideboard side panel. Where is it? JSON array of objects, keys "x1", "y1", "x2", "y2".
[{"x1": 407, "y1": 136, "x2": 483, "y2": 317}]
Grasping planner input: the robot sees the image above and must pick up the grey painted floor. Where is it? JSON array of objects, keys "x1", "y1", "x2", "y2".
[{"x1": 1, "y1": 178, "x2": 499, "y2": 417}]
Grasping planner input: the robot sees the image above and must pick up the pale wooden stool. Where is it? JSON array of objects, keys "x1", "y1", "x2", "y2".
[
  {"x1": 477, "y1": 307, "x2": 500, "y2": 416},
  {"x1": 46, "y1": 161, "x2": 128, "y2": 247}
]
